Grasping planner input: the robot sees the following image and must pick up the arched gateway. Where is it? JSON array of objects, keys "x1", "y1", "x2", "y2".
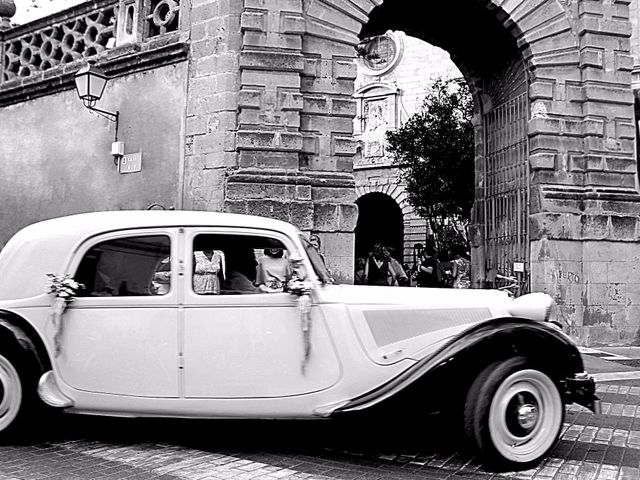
[
  {"x1": 0, "y1": 0, "x2": 639, "y2": 344},
  {"x1": 229, "y1": 0, "x2": 639, "y2": 344}
]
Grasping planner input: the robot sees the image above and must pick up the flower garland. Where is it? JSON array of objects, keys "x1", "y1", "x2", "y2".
[
  {"x1": 285, "y1": 272, "x2": 314, "y2": 374},
  {"x1": 44, "y1": 273, "x2": 84, "y2": 356}
]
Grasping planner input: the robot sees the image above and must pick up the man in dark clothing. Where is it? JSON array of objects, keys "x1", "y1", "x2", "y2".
[{"x1": 416, "y1": 244, "x2": 439, "y2": 288}]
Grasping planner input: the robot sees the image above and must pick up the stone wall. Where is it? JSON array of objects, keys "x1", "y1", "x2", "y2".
[
  {"x1": 0, "y1": 62, "x2": 187, "y2": 248},
  {"x1": 181, "y1": 0, "x2": 241, "y2": 212},
  {"x1": 527, "y1": 0, "x2": 640, "y2": 344},
  {"x1": 0, "y1": 0, "x2": 189, "y2": 247}
]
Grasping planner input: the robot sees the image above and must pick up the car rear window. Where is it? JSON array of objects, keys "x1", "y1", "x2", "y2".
[{"x1": 75, "y1": 235, "x2": 171, "y2": 297}]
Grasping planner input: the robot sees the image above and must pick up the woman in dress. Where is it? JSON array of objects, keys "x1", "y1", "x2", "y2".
[
  {"x1": 193, "y1": 249, "x2": 222, "y2": 294},
  {"x1": 256, "y1": 248, "x2": 291, "y2": 291},
  {"x1": 451, "y1": 247, "x2": 471, "y2": 289}
]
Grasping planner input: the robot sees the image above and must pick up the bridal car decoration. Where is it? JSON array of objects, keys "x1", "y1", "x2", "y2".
[{"x1": 44, "y1": 273, "x2": 84, "y2": 356}]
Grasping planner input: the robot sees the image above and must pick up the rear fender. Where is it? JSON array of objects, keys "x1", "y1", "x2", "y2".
[{"x1": 334, "y1": 318, "x2": 583, "y2": 414}]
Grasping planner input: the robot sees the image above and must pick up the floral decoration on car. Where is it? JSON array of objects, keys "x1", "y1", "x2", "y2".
[
  {"x1": 44, "y1": 273, "x2": 84, "y2": 356},
  {"x1": 285, "y1": 272, "x2": 314, "y2": 373}
]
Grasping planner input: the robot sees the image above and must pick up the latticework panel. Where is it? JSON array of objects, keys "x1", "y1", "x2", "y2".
[
  {"x1": 2, "y1": 5, "x2": 117, "y2": 82},
  {"x1": 1, "y1": 0, "x2": 182, "y2": 84}
]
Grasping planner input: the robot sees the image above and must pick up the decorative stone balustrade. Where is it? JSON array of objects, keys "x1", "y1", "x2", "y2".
[{"x1": 0, "y1": 0, "x2": 182, "y2": 94}]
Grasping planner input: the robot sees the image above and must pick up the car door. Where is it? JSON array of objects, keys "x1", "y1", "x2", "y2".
[
  {"x1": 182, "y1": 228, "x2": 341, "y2": 398},
  {"x1": 57, "y1": 229, "x2": 180, "y2": 397}
]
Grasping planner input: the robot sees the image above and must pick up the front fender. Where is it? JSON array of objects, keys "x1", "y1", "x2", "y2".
[{"x1": 334, "y1": 318, "x2": 583, "y2": 414}]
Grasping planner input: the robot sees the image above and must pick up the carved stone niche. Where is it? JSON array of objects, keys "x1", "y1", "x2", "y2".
[{"x1": 353, "y1": 83, "x2": 399, "y2": 168}]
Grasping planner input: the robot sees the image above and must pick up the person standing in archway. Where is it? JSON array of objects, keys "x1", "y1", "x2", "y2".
[
  {"x1": 364, "y1": 243, "x2": 394, "y2": 286},
  {"x1": 416, "y1": 243, "x2": 439, "y2": 288},
  {"x1": 452, "y1": 247, "x2": 471, "y2": 289},
  {"x1": 387, "y1": 246, "x2": 408, "y2": 286}
]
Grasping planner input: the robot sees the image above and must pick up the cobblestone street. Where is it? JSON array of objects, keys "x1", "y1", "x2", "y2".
[{"x1": 0, "y1": 350, "x2": 638, "y2": 480}]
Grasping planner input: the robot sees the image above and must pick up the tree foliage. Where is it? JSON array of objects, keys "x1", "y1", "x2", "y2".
[{"x1": 386, "y1": 78, "x2": 475, "y2": 253}]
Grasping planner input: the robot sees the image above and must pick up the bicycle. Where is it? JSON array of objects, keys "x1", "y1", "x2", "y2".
[{"x1": 495, "y1": 273, "x2": 520, "y2": 297}]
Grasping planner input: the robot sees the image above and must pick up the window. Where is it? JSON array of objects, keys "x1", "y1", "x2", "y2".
[
  {"x1": 192, "y1": 234, "x2": 291, "y2": 295},
  {"x1": 356, "y1": 31, "x2": 404, "y2": 76},
  {"x1": 75, "y1": 235, "x2": 171, "y2": 297},
  {"x1": 361, "y1": 35, "x2": 397, "y2": 71}
]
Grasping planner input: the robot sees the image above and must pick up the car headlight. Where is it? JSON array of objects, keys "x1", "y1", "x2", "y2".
[
  {"x1": 543, "y1": 298, "x2": 578, "y2": 345},
  {"x1": 545, "y1": 298, "x2": 559, "y2": 324},
  {"x1": 507, "y1": 292, "x2": 554, "y2": 322}
]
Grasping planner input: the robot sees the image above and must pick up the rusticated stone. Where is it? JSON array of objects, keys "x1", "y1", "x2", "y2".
[
  {"x1": 581, "y1": 215, "x2": 609, "y2": 239},
  {"x1": 339, "y1": 204, "x2": 358, "y2": 231},
  {"x1": 312, "y1": 187, "x2": 355, "y2": 203},
  {"x1": 289, "y1": 202, "x2": 314, "y2": 230},
  {"x1": 224, "y1": 199, "x2": 248, "y2": 215},
  {"x1": 240, "y1": 51, "x2": 304, "y2": 72},
  {"x1": 246, "y1": 199, "x2": 290, "y2": 222},
  {"x1": 610, "y1": 215, "x2": 638, "y2": 240},
  {"x1": 236, "y1": 131, "x2": 276, "y2": 149},
  {"x1": 227, "y1": 182, "x2": 288, "y2": 200},
  {"x1": 529, "y1": 152, "x2": 556, "y2": 170},
  {"x1": 313, "y1": 203, "x2": 340, "y2": 232}
]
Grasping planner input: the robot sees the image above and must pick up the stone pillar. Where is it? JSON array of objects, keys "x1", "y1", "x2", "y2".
[
  {"x1": 529, "y1": 0, "x2": 640, "y2": 345},
  {"x1": 183, "y1": 0, "x2": 242, "y2": 212},
  {"x1": 223, "y1": 0, "x2": 315, "y2": 248},
  {"x1": 296, "y1": 0, "x2": 368, "y2": 281},
  {"x1": 216, "y1": 0, "x2": 361, "y2": 282}
]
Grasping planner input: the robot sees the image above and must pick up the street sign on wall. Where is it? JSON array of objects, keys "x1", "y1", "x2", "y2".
[{"x1": 119, "y1": 152, "x2": 142, "y2": 174}]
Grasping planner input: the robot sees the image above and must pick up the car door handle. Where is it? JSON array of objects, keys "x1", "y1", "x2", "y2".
[{"x1": 382, "y1": 349, "x2": 404, "y2": 360}]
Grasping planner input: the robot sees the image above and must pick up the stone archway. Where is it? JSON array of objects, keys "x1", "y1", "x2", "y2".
[
  {"x1": 224, "y1": 0, "x2": 639, "y2": 342},
  {"x1": 298, "y1": 0, "x2": 638, "y2": 342},
  {"x1": 355, "y1": 0, "x2": 574, "y2": 291},
  {"x1": 354, "y1": 188, "x2": 411, "y2": 264}
]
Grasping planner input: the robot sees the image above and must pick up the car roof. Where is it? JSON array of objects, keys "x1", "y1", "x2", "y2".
[
  {"x1": 0, "y1": 210, "x2": 301, "y2": 301},
  {"x1": 16, "y1": 210, "x2": 299, "y2": 238}
]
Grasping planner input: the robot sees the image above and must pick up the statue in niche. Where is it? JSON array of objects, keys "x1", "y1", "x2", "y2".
[{"x1": 363, "y1": 100, "x2": 388, "y2": 158}]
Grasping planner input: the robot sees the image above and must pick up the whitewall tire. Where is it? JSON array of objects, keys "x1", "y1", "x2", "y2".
[{"x1": 464, "y1": 357, "x2": 564, "y2": 468}]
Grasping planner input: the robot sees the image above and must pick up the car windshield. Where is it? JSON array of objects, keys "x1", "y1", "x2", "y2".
[{"x1": 300, "y1": 236, "x2": 334, "y2": 285}]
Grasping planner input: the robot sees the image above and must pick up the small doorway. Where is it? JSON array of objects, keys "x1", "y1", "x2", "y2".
[{"x1": 355, "y1": 192, "x2": 404, "y2": 263}]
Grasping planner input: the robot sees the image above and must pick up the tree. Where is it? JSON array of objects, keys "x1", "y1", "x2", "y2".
[{"x1": 386, "y1": 78, "x2": 474, "y2": 254}]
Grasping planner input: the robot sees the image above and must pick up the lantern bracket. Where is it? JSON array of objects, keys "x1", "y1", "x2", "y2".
[{"x1": 85, "y1": 106, "x2": 119, "y2": 141}]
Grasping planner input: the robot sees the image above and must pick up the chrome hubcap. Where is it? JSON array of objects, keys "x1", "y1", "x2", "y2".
[
  {"x1": 505, "y1": 391, "x2": 540, "y2": 437},
  {"x1": 517, "y1": 403, "x2": 538, "y2": 430}
]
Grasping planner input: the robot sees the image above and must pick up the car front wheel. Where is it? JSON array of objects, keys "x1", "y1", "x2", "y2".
[{"x1": 464, "y1": 357, "x2": 564, "y2": 468}]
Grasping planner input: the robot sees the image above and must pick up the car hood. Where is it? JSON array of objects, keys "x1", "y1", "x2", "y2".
[
  {"x1": 315, "y1": 284, "x2": 554, "y2": 365},
  {"x1": 317, "y1": 284, "x2": 512, "y2": 309}
]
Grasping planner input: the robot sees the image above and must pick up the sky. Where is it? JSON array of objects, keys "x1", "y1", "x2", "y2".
[{"x1": 12, "y1": 0, "x2": 86, "y2": 25}]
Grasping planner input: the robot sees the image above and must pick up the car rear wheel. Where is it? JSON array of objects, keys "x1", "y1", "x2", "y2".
[
  {"x1": 464, "y1": 357, "x2": 564, "y2": 468},
  {"x1": 0, "y1": 352, "x2": 24, "y2": 435}
]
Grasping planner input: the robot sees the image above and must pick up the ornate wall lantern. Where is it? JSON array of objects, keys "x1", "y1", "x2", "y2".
[{"x1": 74, "y1": 62, "x2": 120, "y2": 142}]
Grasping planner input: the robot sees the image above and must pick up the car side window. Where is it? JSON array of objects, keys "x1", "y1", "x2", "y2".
[
  {"x1": 192, "y1": 233, "x2": 291, "y2": 295},
  {"x1": 75, "y1": 235, "x2": 171, "y2": 297}
]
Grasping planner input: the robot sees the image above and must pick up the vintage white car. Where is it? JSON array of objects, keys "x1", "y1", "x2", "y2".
[{"x1": 0, "y1": 211, "x2": 598, "y2": 468}]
